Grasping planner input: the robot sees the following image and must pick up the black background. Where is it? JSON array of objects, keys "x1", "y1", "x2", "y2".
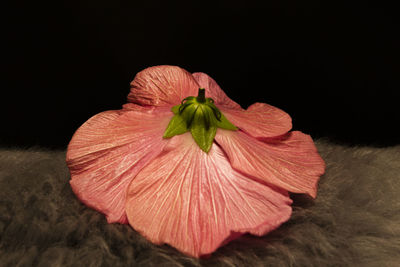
[{"x1": 3, "y1": 1, "x2": 400, "y2": 148}]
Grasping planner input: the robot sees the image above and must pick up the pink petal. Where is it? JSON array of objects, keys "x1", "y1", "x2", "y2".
[
  {"x1": 191, "y1": 72, "x2": 291, "y2": 138},
  {"x1": 215, "y1": 130, "x2": 325, "y2": 198},
  {"x1": 192, "y1": 72, "x2": 241, "y2": 109},
  {"x1": 66, "y1": 109, "x2": 172, "y2": 223},
  {"x1": 127, "y1": 65, "x2": 199, "y2": 107},
  {"x1": 219, "y1": 102, "x2": 292, "y2": 139},
  {"x1": 122, "y1": 103, "x2": 171, "y2": 113},
  {"x1": 125, "y1": 133, "x2": 292, "y2": 258}
]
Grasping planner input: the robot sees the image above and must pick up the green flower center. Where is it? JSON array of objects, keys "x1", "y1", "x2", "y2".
[{"x1": 163, "y1": 88, "x2": 237, "y2": 152}]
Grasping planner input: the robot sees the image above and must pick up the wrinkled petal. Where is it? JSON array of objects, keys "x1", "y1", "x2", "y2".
[
  {"x1": 219, "y1": 102, "x2": 292, "y2": 139},
  {"x1": 66, "y1": 109, "x2": 172, "y2": 223},
  {"x1": 128, "y1": 65, "x2": 199, "y2": 107},
  {"x1": 122, "y1": 102, "x2": 172, "y2": 113},
  {"x1": 215, "y1": 130, "x2": 325, "y2": 198},
  {"x1": 192, "y1": 72, "x2": 291, "y2": 138},
  {"x1": 125, "y1": 133, "x2": 292, "y2": 258},
  {"x1": 192, "y1": 72, "x2": 241, "y2": 109}
]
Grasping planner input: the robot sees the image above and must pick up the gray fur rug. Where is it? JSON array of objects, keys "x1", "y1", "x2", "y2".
[{"x1": 1, "y1": 140, "x2": 399, "y2": 266}]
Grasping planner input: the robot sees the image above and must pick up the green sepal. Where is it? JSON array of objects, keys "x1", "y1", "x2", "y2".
[
  {"x1": 163, "y1": 114, "x2": 188, "y2": 138},
  {"x1": 171, "y1": 104, "x2": 180, "y2": 115},
  {"x1": 164, "y1": 88, "x2": 238, "y2": 153},
  {"x1": 190, "y1": 107, "x2": 217, "y2": 152},
  {"x1": 216, "y1": 113, "x2": 238, "y2": 130}
]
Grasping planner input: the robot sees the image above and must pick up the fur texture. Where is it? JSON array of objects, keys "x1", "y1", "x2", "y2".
[{"x1": 0, "y1": 140, "x2": 399, "y2": 266}]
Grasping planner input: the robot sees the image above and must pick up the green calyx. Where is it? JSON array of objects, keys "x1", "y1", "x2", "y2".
[{"x1": 163, "y1": 88, "x2": 237, "y2": 152}]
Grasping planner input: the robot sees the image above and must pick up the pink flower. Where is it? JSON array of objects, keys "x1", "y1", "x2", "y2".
[{"x1": 66, "y1": 65, "x2": 325, "y2": 258}]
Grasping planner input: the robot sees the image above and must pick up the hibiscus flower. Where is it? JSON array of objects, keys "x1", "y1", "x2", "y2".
[{"x1": 66, "y1": 65, "x2": 325, "y2": 258}]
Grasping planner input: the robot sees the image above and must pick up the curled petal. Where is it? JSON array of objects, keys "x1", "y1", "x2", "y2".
[
  {"x1": 125, "y1": 133, "x2": 292, "y2": 258},
  {"x1": 215, "y1": 130, "x2": 325, "y2": 198},
  {"x1": 192, "y1": 73, "x2": 291, "y2": 138},
  {"x1": 192, "y1": 72, "x2": 241, "y2": 109},
  {"x1": 219, "y1": 102, "x2": 292, "y2": 139},
  {"x1": 128, "y1": 65, "x2": 199, "y2": 107},
  {"x1": 66, "y1": 109, "x2": 172, "y2": 223}
]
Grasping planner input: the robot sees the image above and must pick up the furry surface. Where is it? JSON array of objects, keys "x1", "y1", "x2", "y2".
[{"x1": 0, "y1": 140, "x2": 399, "y2": 266}]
